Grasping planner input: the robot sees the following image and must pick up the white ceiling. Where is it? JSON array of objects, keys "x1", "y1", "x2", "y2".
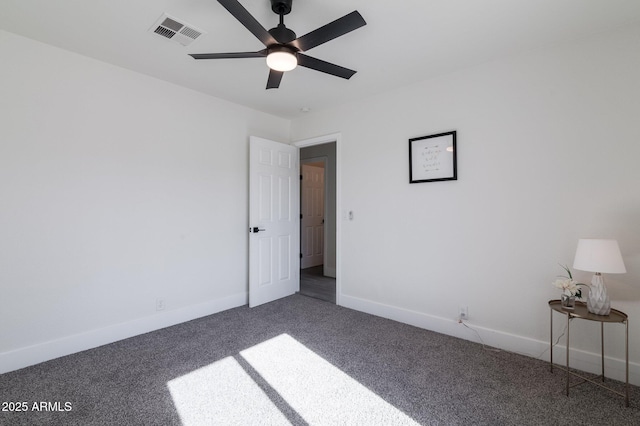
[{"x1": 2, "y1": 0, "x2": 640, "y2": 119}]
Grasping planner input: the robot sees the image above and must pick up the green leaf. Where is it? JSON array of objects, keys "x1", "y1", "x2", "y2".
[{"x1": 559, "y1": 263, "x2": 573, "y2": 279}]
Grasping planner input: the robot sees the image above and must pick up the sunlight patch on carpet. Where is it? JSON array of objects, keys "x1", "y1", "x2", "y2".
[
  {"x1": 167, "y1": 356, "x2": 291, "y2": 425},
  {"x1": 240, "y1": 333, "x2": 420, "y2": 425}
]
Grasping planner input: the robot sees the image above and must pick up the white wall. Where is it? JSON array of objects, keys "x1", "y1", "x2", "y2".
[
  {"x1": 0, "y1": 30, "x2": 290, "y2": 372},
  {"x1": 291, "y1": 25, "x2": 640, "y2": 384}
]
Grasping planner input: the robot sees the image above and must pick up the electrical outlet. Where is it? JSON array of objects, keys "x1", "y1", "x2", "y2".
[
  {"x1": 459, "y1": 306, "x2": 468, "y2": 320},
  {"x1": 156, "y1": 298, "x2": 165, "y2": 311}
]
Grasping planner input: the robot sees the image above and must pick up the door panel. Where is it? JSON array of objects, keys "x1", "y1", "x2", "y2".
[
  {"x1": 301, "y1": 164, "x2": 324, "y2": 269},
  {"x1": 249, "y1": 137, "x2": 299, "y2": 307}
]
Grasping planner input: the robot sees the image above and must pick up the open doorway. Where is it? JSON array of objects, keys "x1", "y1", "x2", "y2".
[{"x1": 299, "y1": 142, "x2": 337, "y2": 304}]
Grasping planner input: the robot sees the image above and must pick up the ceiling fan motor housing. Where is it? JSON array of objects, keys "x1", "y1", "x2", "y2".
[
  {"x1": 269, "y1": 24, "x2": 297, "y2": 43},
  {"x1": 271, "y1": 0, "x2": 293, "y2": 15}
]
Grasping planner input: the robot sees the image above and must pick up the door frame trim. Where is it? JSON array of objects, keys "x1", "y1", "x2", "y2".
[{"x1": 293, "y1": 133, "x2": 341, "y2": 305}]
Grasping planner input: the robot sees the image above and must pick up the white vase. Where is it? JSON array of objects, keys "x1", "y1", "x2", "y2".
[{"x1": 587, "y1": 273, "x2": 610, "y2": 316}]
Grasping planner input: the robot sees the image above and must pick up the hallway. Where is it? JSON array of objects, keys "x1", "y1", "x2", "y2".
[{"x1": 299, "y1": 266, "x2": 336, "y2": 304}]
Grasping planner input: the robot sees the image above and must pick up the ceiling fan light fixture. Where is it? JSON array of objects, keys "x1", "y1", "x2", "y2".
[
  {"x1": 266, "y1": 47, "x2": 297, "y2": 72},
  {"x1": 190, "y1": 0, "x2": 366, "y2": 89}
]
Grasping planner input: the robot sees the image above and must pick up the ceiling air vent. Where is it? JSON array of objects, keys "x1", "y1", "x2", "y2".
[{"x1": 150, "y1": 13, "x2": 204, "y2": 47}]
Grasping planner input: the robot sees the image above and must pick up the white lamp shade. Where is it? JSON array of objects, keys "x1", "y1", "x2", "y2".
[
  {"x1": 266, "y1": 50, "x2": 297, "y2": 72},
  {"x1": 573, "y1": 239, "x2": 626, "y2": 274}
]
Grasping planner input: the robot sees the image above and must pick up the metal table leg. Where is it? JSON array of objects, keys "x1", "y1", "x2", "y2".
[
  {"x1": 626, "y1": 319, "x2": 629, "y2": 407},
  {"x1": 601, "y1": 322, "x2": 605, "y2": 382},
  {"x1": 550, "y1": 307, "x2": 554, "y2": 372},
  {"x1": 566, "y1": 312, "x2": 570, "y2": 397}
]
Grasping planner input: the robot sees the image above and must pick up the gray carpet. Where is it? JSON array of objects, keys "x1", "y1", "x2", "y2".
[{"x1": 1, "y1": 294, "x2": 639, "y2": 425}]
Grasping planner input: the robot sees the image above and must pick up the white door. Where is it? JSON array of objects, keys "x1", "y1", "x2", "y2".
[
  {"x1": 301, "y1": 164, "x2": 324, "y2": 269},
  {"x1": 249, "y1": 136, "x2": 300, "y2": 307}
]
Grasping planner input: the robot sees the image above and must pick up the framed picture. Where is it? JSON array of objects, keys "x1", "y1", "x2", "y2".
[{"x1": 409, "y1": 131, "x2": 457, "y2": 183}]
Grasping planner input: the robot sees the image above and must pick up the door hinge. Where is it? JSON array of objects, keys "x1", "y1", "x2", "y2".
[
  {"x1": 300, "y1": 174, "x2": 303, "y2": 180},
  {"x1": 300, "y1": 214, "x2": 303, "y2": 219},
  {"x1": 300, "y1": 253, "x2": 303, "y2": 259}
]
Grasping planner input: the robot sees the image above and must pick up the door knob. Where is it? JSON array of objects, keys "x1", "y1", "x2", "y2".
[{"x1": 251, "y1": 227, "x2": 266, "y2": 233}]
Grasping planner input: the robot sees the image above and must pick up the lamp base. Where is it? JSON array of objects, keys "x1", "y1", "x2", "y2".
[{"x1": 587, "y1": 273, "x2": 610, "y2": 316}]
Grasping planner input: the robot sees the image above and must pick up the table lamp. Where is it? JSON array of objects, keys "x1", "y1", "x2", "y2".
[{"x1": 572, "y1": 238, "x2": 626, "y2": 316}]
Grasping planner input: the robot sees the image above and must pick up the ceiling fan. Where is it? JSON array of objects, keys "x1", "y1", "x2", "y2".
[{"x1": 189, "y1": 0, "x2": 366, "y2": 89}]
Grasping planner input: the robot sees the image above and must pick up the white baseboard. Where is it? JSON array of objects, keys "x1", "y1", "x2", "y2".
[
  {"x1": 339, "y1": 294, "x2": 640, "y2": 386},
  {"x1": 0, "y1": 292, "x2": 247, "y2": 375},
  {"x1": 324, "y1": 266, "x2": 336, "y2": 278}
]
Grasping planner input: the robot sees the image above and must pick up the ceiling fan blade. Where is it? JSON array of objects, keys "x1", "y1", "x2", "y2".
[
  {"x1": 297, "y1": 54, "x2": 356, "y2": 79},
  {"x1": 217, "y1": 0, "x2": 278, "y2": 47},
  {"x1": 291, "y1": 11, "x2": 366, "y2": 52},
  {"x1": 266, "y1": 69, "x2": 284, "y2": 89},
  {"x1": 189, "y1": 50, "x2": 267, "y2": 60}
]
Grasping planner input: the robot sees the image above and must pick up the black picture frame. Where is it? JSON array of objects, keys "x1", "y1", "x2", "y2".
[{"x1": 409, "y1": 131, "x2": 457, "y2": 183}]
